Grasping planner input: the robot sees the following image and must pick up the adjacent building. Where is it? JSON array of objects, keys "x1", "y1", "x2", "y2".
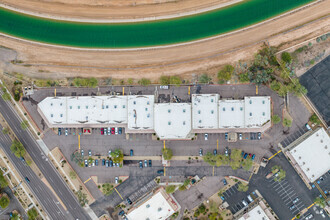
[
  {"x1": 37, "y1": 94, "x2": 271, "y2": 140},
  {"x1": 286, "y1": 127, "x2": 330, "y2": 183},
  {"x1": 126, "y1": 187, "x2": 180, "y2": 220}
]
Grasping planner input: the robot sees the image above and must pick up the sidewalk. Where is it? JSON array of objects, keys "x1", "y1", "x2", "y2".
[{"x1": 124, "y1": 156, "x2": 202, "y2": 160}]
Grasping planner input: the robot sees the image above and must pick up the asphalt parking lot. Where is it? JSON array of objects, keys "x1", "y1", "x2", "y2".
[{"x1": 280, "y1": 125, "x2": 310, "y2": 148}]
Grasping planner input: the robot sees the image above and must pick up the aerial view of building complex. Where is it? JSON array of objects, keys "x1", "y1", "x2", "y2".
[{"x1": 0, "y1": 0, "x2": 329, "y2": 219}]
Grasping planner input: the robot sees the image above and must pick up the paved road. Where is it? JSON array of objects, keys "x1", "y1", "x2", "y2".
[
  {"x1": 0, "y1": 186, "x2": 27, "y2": 220},
  {"x1": 0, "y1": 96, "x2": 90, "y2": 219}
]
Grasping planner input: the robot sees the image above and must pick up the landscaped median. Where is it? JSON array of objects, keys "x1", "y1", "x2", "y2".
[{"x1": 49, "y1": 147, "x2": 95, "y2": 206}]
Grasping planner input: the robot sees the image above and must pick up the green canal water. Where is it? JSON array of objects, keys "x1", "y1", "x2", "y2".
[{"x1": 0, "y1": 0, "x2": 314, "y2": 48}]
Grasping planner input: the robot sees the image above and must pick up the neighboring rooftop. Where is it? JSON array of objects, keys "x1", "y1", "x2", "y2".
[
  {"x1": 126, "y1": 188, "x2": 180, "y2": 220},
  {"x1": 154, "y1": 103, "x2": 192, "y2": 139},
  {"x1": 219, "y1": 99, "x2": 245, "y2": 128},
  {"x1": 244, "y1": 96, "x2": 271, "y2": 128},
  {"x1": 238, "y1": 205, "x2": 270, "y2": 220},
  {"x1": 127, "y1": 95, "x2": 154, "y2": 131},
  {"x1": 192, "y1": 94, "x2": 219, "y2": 129},
  {"x1": 288, "y1": 127, "x2": 330, "y2": 182},
  {"x1": 300, "y1": 55, "x2": 330, "y2": 126}
]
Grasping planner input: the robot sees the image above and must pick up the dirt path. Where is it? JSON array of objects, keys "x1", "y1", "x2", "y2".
[
  {"x1": 0, "y1": 0, "x2": 237, "y2": 21},
  {"x1": 0, "y1": 0, "x2": 329, "y2": 80}
]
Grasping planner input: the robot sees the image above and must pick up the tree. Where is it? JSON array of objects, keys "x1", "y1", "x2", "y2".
[
  {"x1": 127, "y1": 78, "x2": 134, "y2": 85},
  {"x1": 0, "y1": 195, "x2": 10, "y2": 208},
  {"x1": 287, "y1": 79, "x2": 307, "y2": 96},
  {"x1": 20, "y1": 120, "x2": 29, "y2": 130},
  {"x1": 10, "y1": 212, "x2": 19, "y2": 220},
  {"x1": 179, "y1": 185, "x2": 186, "y2": 191},
  {"x1": 102, "y1": 183, "x2": 114, "y2": 196},
  {"x1": 237, "y1": 182, "x2": 249, "y2": 192},
  {"x1": 1, "y1": 92, "x2": 11, "y2": 101},
  {"x1": 165, "y1": 185, "x2": 176, "y2": 194},
  {"x1": 2, "y1": 127, "x2": 9, "y2": 134},
  {"x1": 275, "y1": 169, "x2": 286, "y2": 182},
  {"x1": 270, "y1": 80, "x2": 281, "y2": 92},
  {"x1": 239, "y1": 72, "x2": 249, "y2": 83},
  {"x1": 281, "y1": 52, "x2": 292, "y2": 64},
  {"x1": 309, "y1": 113, "x2": 320, "y2": 125},
  {"x1": 242, "y1": 158, "x2": 253, "y2": 171},
  {"x1": 199, "y1": 74, "x2": 212, "y2": 83},
  {"x1": 218, "y1": 65, "x2": 234, "y2": 82},
  {"x1": 162, "y1": 148, "x2": 173, "y2": 160},
  {"x1": 27, "y1": 207, "x2": 38, "y2": 220},
  {"x1": 76, "y1": 190, "x2": 89, "y2": 206},
  {"x1": 248, "y1": 69, "x2": 271, "y2": 85},
  {"x1": 110, "y1": 149, "x2": 124, "y2": 163},
  {"x1": 69, "y1": 171, "x2": 77, "y2": 179},
  {"x1": 208, "y1": 212, "x2": 218, "y2": 220},
  {"x1": 271, "y1": 115, "x2": 281, "y2": 124},
  {"x1": 314, "y1": 197, "x2": 326, "y2": 208},
  {"x1": 277, "y1": 83, "x2": 288, "y2": 97},
  {"x1": 183, "y1": 178, "x2": 190, "y2": 187},
  {"x1": 170, "y1": 76, "x2": 182, "y2": 86},
  {"x1": 203, "y1": 152, "x2": 216, "y2": 166},
  {"x1": 138, "y1": 78, "x2": 151, "y2": 86},
  {"x1": 10, "y1": 140, "x2": 26, "y2": 158},
  {"x1": 159, "y1": 76, "x2": 170, "y2": 85},
  {"x1": 0, "y1": 170, "x2": 8, "y2": 188},
  {"x1": 230, "y1": 149, "x2": 242, "y2": 170},
  {"x1": 283, "y1": 118, "x2": 292, "y2": 127}
]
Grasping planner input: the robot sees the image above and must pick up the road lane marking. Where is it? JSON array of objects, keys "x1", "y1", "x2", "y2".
[
  {"x1": 122, "y1": 87, "x2": 125, "y2": 95},
  {"x1": 114, "y1": 188, "x2": 123, "y2": 200},
  {"x1": 268, "y1": 150, "x2": 282, "y2": 160},
  {"x1": 84, "y1": 177, "x2": 91, "y2": 184}
]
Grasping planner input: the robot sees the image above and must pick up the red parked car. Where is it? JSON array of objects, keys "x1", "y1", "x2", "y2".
[
  {"x1": 111, "y1": 127, "x2": 115, "y2": 134},
  {"x1": 249, "y1": 153, "x2": 252, "y2": 158},
  {"x1": 101, "y1": 128, "x2": 104, "y2": 135}
]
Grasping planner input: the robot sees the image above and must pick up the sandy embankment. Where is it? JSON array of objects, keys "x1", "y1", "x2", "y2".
[{"x1": 0, "y1": 0, "x2": 329, "y2": 80}]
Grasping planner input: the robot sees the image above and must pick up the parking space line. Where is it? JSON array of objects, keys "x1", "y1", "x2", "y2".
[{"x1": 114, "y1": 188, "x2": 123, "y2": 200}]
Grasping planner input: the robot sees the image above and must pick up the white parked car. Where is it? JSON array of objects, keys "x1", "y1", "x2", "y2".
[
  {"x1": 115, "y1": 127, "x2": 118, "y2": 135},
  {"x1": 204, "y1": 134, "x2": 208, "y2": 140},
  {"x1": 115, "y1": 177, "x2": 119, "y2": 184}
]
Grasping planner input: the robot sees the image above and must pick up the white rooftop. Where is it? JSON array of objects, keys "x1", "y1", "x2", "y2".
[
  {"x1": 289, "y1": 127, "x2": 330, "y2": 182},
  {"x1": 126, "y1": 188, "x2": 179, "y2": 220},
  {"x1": 244, "y1": 97, "x2": 271, "y2": 128},
  {"x1": 38, "y1": 96, "x2": 128, "y2": 126},
  {"x1": 154, "y1": 103, "x2": 192, "y2": 139},
  {"x1": 192, "y1": 94, "x2": 218, "y2": 129},
  {"x1": 127, "y1": 95, "x2": 154, "y2": 130},
  {"x1": 219, "y1": 99, "x2": 245, "y2": 128},
  {"x1": 238, "y1": 205, "x2": 270, "y2": 220}
]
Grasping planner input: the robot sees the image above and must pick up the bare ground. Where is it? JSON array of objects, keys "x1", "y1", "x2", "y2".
[
  {"x1": 1, "y1": 0, "x2": 235, "y2": 20},
  {"x1": 0, "y1": 0, "x2": 329, "y2": 81}
]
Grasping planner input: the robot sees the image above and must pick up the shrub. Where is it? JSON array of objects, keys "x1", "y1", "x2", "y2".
[
  {"x1": 281, "y1": 52, "x2": 292, "y2": 64},
  {"x1": 218, "y1": 65, "x2": 234, "y2": 82},
  {"x1": 0, "y1": 195, "x2": 9, "y2": 209},
  {"x1": 237, "y1": 182, "x2": 249, "y2": 192},
  {"x1": 283, "y1": 118, "x2": 292, "y2": 127},
  {"x1": 138, "y1": 78, "x2": 151, "y2": 86},
  {"x1": 199, "y1": 74, "x2": 212, "y2": 83},
  {"x1": 127, "y1": 78, "x2": 134, "y2": 85},
  {"x1": 27, "y1": 207, "x2": 38, "y2": 220},
  {"x1": 271, "y1": 115, "x2": 281, "y2": 124},
  {"x1": 159, "y1": 76, "x2": 170, "y2": 85},
  {"x1": 239, "y1": 72, "x2": 249, "y2": 83},
  {"x1": 162, "y1": 148, "x2": 173, "y2": 160},
  {"x1": 170, "y1": 76, "x2": 182, "y2": 86},
  {"x1": 165, "y1": 185, "x2": 176, "y2": 194},
  {"x1": 309, "y1": 113, "x2": 320, "y2": 125}
]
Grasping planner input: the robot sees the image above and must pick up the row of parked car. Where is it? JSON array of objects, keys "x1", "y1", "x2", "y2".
[
  {"x1": 139, "y1": 160, "x2": 152, "y2": 168},
  {"x1": 101, "y1": 127, "x2": 122, "y2": 135},
  {"x1": 241, "y1": 151, "x2": 255, "y2": 160}
]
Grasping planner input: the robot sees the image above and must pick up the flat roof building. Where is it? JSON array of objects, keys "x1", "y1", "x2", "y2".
[
  {"x1": 286, "y1": 127, "x2": 330, "y2": 183},
  {"x1": 127, "y1": 95, "x2": 154, "y2": 132},
  {"x1": 126, "y1": 187, "x2": 180, "y2": 220},
  {"x1": 192, "y1": 94, "x2": 219, "y2": 129},
  {"x1": 37, "y1": 94, "x2": 271, "y2": 139},
  {"x1": 238, "y1": 205, "x2": 270, "y2": 220},
  {"x1": 154, "y1": 103, "x2": 192, "y2": 139}
]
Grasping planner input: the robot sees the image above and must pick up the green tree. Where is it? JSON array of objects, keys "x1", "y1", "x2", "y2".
[
  {"x1": 241, "y1": 158, "x2": 253, "y2": 171},
  {"x1": 165, "y1": 185, "x2": 176, "y2": 194},
  {"x1": 198, "y1": 204, "x2": 206, "y2": 213},
  {"x1": 281, "y1": 52, "x2": 292, "y2": 64},
  {"x1": 183, "y1": 178, "x2": 190, "y2": 186},
  {"x1": 0, "y1": 195, "x2": 10, "y2": 208},
  {"x1": 199, "y1": 74, "x2": 212, "y2": 83},
  {"x1": 283, "y1": 118, "x2": 292, "y2": 127},
  {"x1": 10, "y1": 140, "x2": 26, "y2": 158},
  {"x1": 170, "y1": 76, "x2": 182, "y2": 86},
  {"x1": 69, "y1": 171, "x2": 77, "y2": 179},
  {"x1": 208, "y1": 212, "x2": 218, "y2": 220},
  {"x1": 27, "y1": 207, "x2": 38, "y2": 220},
  {"x1": 162, "y1": 148, "x2": 173, "y2": 160},
  {"x1": 287, "y1": 79, "x2": 307, "y2": 96},
  {"x1": 76, "y1": 190, "x2": 89, "y2": 206},
  {"x1": 237, "y1": 182, "x2": 249, "y2": 192},
  {"x1": 239, "y1": 72, "x2": 250, "y2": 83},
  {"x1": 178, "y1": 185, "x2": 186, "y2": 191},
  {"x1": 127, "y1": 78, "x2": 134, "y2": 85},
  {"x1": 248, "y1": 69, "x2": 271, "y2": 85},
  {"x1": 159, "y1": 76, "x2": 170, "y2": 85},
  {"x1": 270, "y1": 80, "x2": 281, "y2": 91},
  {"x1": 2, "y1": 127, "x2": 9, "y2": 134},
  {"x1": 138, "y1": 78, "x2": 151, "y2": 86},
  {"x1": 110, "y1": 149, "x2": 124, "y2": 163},
  {"x1": 218, "y1": 65, "x2": 234, "y2": 82},
  {"x1": 88, "y1": 77, "x2": 98, "y2": 88},
  {"x1": 10, "y1": 212, "x2": 19, "y2": 220},
  {"x1": 230, "y1": 149, "x2": 242, "y2": 170},
  {"x1": 309, "y1": 113, "x2": 320, "y2": 125},
  {"x1": 274, "y1": 169, "x2": 286, "y2": 182},
  {"x1": 271, "y1": 115, "x2": 281, "y2": 124},
  {"x1": 1, "y1": 92, "x2": 11, "y2": 101},
  {"x1": 20, "y1": 120, "x2": 29, "y2": 130},
  {"x1": 314, "y1": 197, "x2": 326, "y2": 208},
  {"x1": 277, "y1": 83, "x2": 288, "y2": 97},
  {"x1": 73, "y1": 78, "x2": 82, "y2": 87},
  {"x1": 0, "y1": 170, "x2": 8, "y2": 188},
  {"x1": 203, "y1": 152, "x2": 216, "y2": 166},
  {"x1": 102, "y1": 183, "x2": 114, "y2": 196}
]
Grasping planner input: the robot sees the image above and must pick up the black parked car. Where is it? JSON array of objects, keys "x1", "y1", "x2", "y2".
[
  {"x1": 130, "y1": 149, "x2": 133, "y2": 156},
  {"x1": 157, "y1": 170, "x2": 164, "y2": 175},
  {"x1": 149, "y1": 160, "x2": 152, "y2": 167}
]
